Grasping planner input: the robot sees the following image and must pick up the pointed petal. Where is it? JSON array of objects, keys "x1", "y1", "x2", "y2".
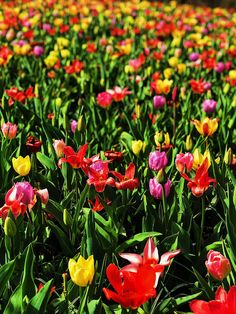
[
  {"x1": 119, "y1": 253, "x2": 143, "y2": 265},
  {"x1": 143, "y1": 238, "x2": 159, "y2": 264},
  {"x1": 125, "y1": 163, "x2": 136, "y2": 179},
  {"x1": 160, "y1": 249, "x2": 181, "y2": 265}
]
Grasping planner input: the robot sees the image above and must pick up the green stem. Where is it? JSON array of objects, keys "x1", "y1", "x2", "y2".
[
  {"x1": 198, "y1": 197, "x2": 205, "y2": 256},
  {"x1": 162, "y1": 185, "x2": 167, "y2": 229}
]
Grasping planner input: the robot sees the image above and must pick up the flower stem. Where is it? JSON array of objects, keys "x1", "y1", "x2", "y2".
[{"x1": 198, "y1": 197, "x2": 205, "y2": 256}]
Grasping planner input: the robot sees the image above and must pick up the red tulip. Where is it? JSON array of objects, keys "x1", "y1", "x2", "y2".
[
  {"x1": 107, "y1": 86, "x2": 132, "y2": 102},
  {"x1": 60, "y1": 144, "x2": 88, "y2": 170},
  {"x1": 120, "y1": 238, "x2": 180, "y2": 287},
  {"x1": 181, "y1": 158, "x2": 216, "y2": 197},
  {"x1": 111, "y1": 163, "x2": 139, "y2": 190},
  {"x1": 103, "y1": 263, "x2": 156, "y2": 309},
  {"x1": 0, "y1": 182, "x2": 35, "y2": 219},
  {"x1": 64, "y1": 59, "x2": 84, "y2": 74},
  {"x1": 87, "y1": 160, "x2": 115, "y2": 192},
  {"x1": 205, "y1": 250, "x2": 231, "y2": 281},
  {"x1": 190, "y1": 286, "x2": 236, "y2": 314},
  {"x1": 97, "y1": 91, "x2": 113, "y2": 108},
  {"x1": 88, "y1": 196, "x2": 111, "y2": 212}
]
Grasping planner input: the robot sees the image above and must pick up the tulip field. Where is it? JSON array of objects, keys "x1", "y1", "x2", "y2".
[{"x1": 1, "y1": 0, "x2": 236, "y2": 313}]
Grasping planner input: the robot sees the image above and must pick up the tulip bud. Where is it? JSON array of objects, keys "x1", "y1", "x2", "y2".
[
  {"x1": 156, "y1": 169, "x2": 165, "y2": 184},
  {"x1": 224, "y1": 148, "x2": 233, "y2": 165},
  {"x1": 4, "y1": 217, "x2": 17, "y2": 237},
  {"x1": 63, "y1": 208, "x2": 73, "y2": 227},
  {"x1": 185, "y1": 135, "x2": 193, "y2": 151},
  {"x1": 205, "y1": 250, "x2": 231, "y2": 281},
  {"x1": 134, "y1": 105, "x2": 140, "y2": 119},
  {"x1": 55, "y1": 97, "x2": 62, "y2": 107},
  {"x1": 223, "y1": 83, "x2": 230, "y2": 94},
  {"x1": 77, "y1": 116, "x2": 84, "y2": 132}
]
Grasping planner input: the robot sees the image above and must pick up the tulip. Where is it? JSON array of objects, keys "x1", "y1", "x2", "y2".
[
  {"x1": 53, "y1": 139, "x2": 66, "y2": 157},
  {"x1": 202, "y1": 99, "x2": 217, "y2": 113},
  {"x1": 185, "y1": 135, "x2": 193, "y2": 151},
  {"x1": 190, "y1": 286, "x2": 236, "y2": 314},
  {"x1": 1, "y1": 122, "x2": 17, "y2": 139},
  {"x1": 33, "y1": 46, "x2": 44, "y2": 57},
  {"x1": 153, "y1": 95, "x2": 166, "y2": 109},
  {"x1": 26, "y1": 135, "x2": 42, "y2": 153},
  {"x1": 181, "y1": 158, "x2": 216, "y2": 197},
  {"x1": 131, "y1": 140, "x2": 144, "y2": 156},
  {"x1": 175, "y1": 153, "x2": 193, "y2": 173},
  {"x1": 71, "y1": 120, "x2": 78, "y2": 134},
  {"x1": 97, "y1": 91, "x2": 113, "y2": 108},
  {"x1": 205, "y1": 250, "x2": 231, "y2": 281},
  {"x1": 168, "y1": 56, "x2": 178, "y2": 67},
  {"x1": 149, "y1": 151, "x2": 168, "y2": 171},
  {"x1": 149, "y1": 177, "x2": 171, "y2": 200},
  {"x1": 193, "y1": 149, "x2": 211, "y2": 170},
  {"x1": 120, "y1": 238, "x2": 180, "y2": 288},
  {"x1": 4, "y1": 217, "x2": 17, "y2": 237},
  {"x1": 0, "y1": 182, "x2": 35, "y2": 219},
  {"x1": 189, "y1": 52, "x2": 199, "y2": 61},
  {"x1": 214, "y1": 62, "x2": 225, "y2": 73},
  {"x1": 111, "y1": 163, "x2": 139, "y2": 190},
  {"x1": 36, "y1": 189, "x2": 49, "y2": 205},
  {"x1": 154, "y1": 132, "x2": 172, "y2": 150},
  {"x1": 229, "y1": 70, "x2": 236, "y2": 80},
  {"x1": 12, "y1": 155, "x2": 31, "y2": 176},
  {"x1": 68, "y1": 255, "x2": 95, "y2": 287},
  {"x1": 192, "y1": 118, "x2": 218, "y2": 137}
]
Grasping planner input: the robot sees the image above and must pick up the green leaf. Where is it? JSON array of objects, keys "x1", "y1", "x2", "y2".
[
  {"x1": 21, "y1": 244, "x2": 36, "y2": 306},
  {"x1": 0, "y1": 259, "x2": 15, "y2": 297},
  {"x1": 192, "y1": 267, "x2": 214, "y2": 299},
  {"x1": 176, "y1": 292, "x2": 202, "y2": 306},
  {"x1": 25, "y1": 279, "x2": 54, "y2": 314},
  {"x1": 115, "y1": 232, "x2": 162, "y2": 253},
  {"x1": 36, "y1": 152, "x2": 55, "y2": 170},
  {"x1": 4, "y1": 285, "x2": 22, "y2": 314}
]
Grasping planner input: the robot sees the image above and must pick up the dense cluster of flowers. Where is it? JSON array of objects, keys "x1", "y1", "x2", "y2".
[{"x1": 0, "y1": 0, "x2": 236, "y2": 312}]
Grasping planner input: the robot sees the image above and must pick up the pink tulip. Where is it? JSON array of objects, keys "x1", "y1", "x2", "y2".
[
  {"x1": 0, "y1": 182, "x2": 35, "y2": 219},
  {"x1": 53, "y1": 139, "x2": 66, "y2": 157},
  {"x1": 205, "y1": 250, "x2": 231, "y2": 281},
  {"x1": 36, "y1": 189, "x2": 49, "y2": 205},
  {"x1": 1, "y1": 122, "x2": 17, "y2": 139},
  {"x1": 149, "y1": 151, "x2": 168, "y2": 171},
  {"x1": 149, "y1": 178, "x2": 171, "y2": 200},
  {"x1": 71, "y1": 120, "x2": 78, "y2": 133},
  {"x1": 175, "y1": 153, "x2": 193, "y2": 173},
  {"x1": 202, "y1": 99, "x2": 217, "y2": 113}
]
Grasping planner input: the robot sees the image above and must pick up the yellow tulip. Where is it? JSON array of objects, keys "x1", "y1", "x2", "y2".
[
  {"x1": 12, "y1": 155, "x2": 31, "y2": 176},
  {"x1": 192, "y1": 118, "x2": 218, "y2": 137},
  {"x1": 68, "y1": 255, "x2": 95, "y2": 287},
  {"x1": 132, "y1": 140, "x2": 144, "y2": 156},
  {"x1": 229, "y1": 70, "x2": 236, "y2": 80},
  {"x1": 193, "y1": 149, "x2": 211, "y2": 171},
  {"x1": 154, "y1": 132, "x2": 171, "y2": 149},
  {"x1": 168, "y1": 56, "x2": 178, "y2": 67}
]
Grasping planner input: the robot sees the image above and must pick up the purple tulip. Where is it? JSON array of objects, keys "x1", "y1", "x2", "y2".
[
  {"x1": 202, "y1": 99, "x2": 217, "y2": 113},
  {"x1": 153, "y1": 95, "x2": 166, "y2": 109},
  {"x1": 149, "y1": 151, "x2": 168, "y2": 171},
  {"x1": 203, "y1": 82, "x2": 211, "y2": 91},
  {"x1": 33, "y1": 46, "x2": 44, "y2": 57},
  {"x1": 149, "y1": 178, "x2": 171, "y2": 200}
]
